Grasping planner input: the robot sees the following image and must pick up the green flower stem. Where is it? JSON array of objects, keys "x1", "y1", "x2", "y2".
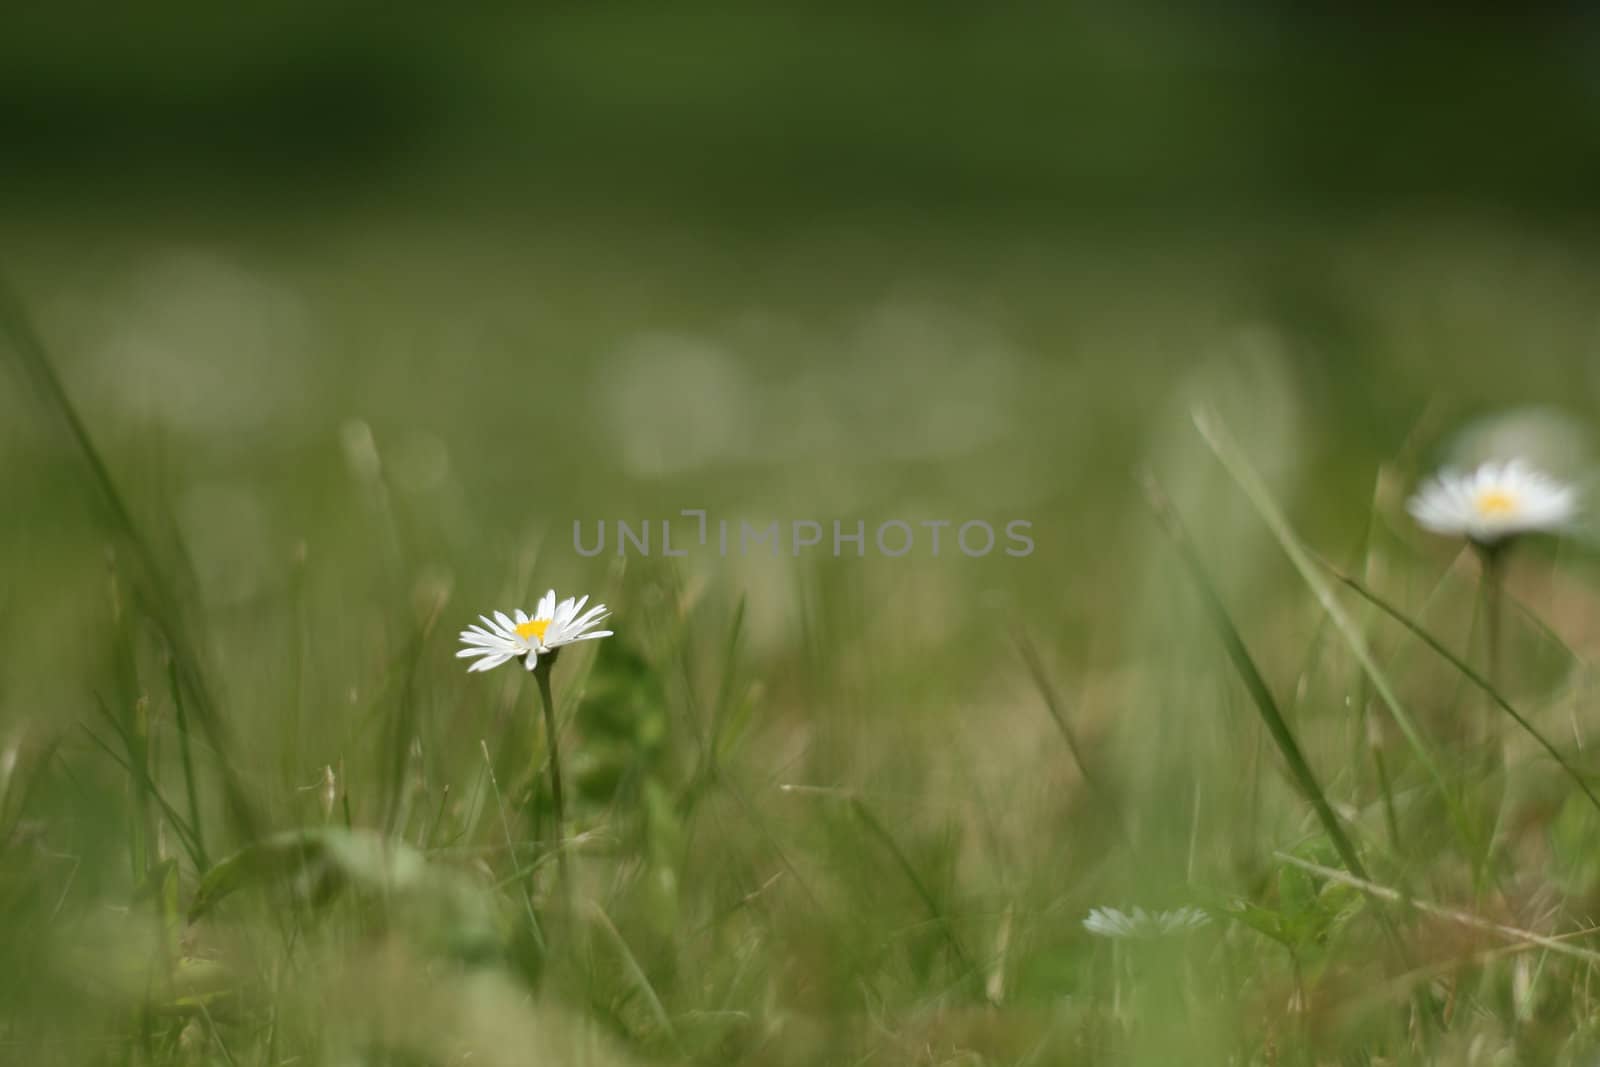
[
  {"x1": 1473, "y1": 540, "x2": 1509, "y2": 898},
  {"x1": 1477, "y1": 542, "x2": 1506, "y2": 756},
  {"x1": 532, "y1": 653, "x2": 573, "y2": 911}
]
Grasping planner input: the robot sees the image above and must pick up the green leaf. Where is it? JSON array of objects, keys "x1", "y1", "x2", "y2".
[{"x1": 1220, "y1": 898, "x2": 1291, "y2": 946}]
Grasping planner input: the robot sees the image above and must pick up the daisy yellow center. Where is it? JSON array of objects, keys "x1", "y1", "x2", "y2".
[
  {"x1": 515, "y1": 618, "x2": 551, "y2": 643},
  {"x1": 1475, "y1": 489, "x2": 1519, "y2": 518}
]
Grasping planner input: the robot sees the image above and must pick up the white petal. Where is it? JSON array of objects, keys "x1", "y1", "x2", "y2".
[{"x1": 571, "y1": 605, "x2": 610, "y2": 631}]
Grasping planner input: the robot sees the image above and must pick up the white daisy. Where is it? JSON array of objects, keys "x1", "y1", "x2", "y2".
[
  {"x1": 1082, "y1": 905, "x2": 1211, "y2": 940},
  {"x1": 1406, "y1": 460, "x2": 1577, "y2": 545},
  {"x1": 457, "y1": 589, "x2": 613, "y2": 673}
]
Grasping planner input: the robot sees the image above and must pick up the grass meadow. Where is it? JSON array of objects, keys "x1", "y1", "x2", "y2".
[
  {"x1": 7, "y1": 216, "x2": 1600, "y2": 1066},
  {"x1": 8, "y1": 11, "x2": 1600, "y2": 1065}
]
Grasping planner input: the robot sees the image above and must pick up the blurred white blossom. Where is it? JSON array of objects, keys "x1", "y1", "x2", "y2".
[
  {"x1": 1082, "y1": 905, "x2": 1211, "y2": 940},
  {"x1": 1407, "y1": 460, "x2": 1576, "y2": 545}
]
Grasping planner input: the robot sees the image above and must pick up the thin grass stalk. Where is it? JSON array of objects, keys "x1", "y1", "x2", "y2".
[
  {"x1": 587, "y1": 901, "x2": 685, "y2": 1055},
  {"x1": 848, "y1": 794, "x2": 979, "y2": 986},
  {"x1": 1275, "y1": 851, "x2": 1600, "y2": 965},
  {"x1": 1016, "y1": 633, "x2": 1127, "y2": 839},
  {"x1": 0, "y1": 275, "x2": 261, "y2": 846},
  {"x1": 1369, "y1": 723, "x2": 1403, "y2": 853},
  {"x1": 1191, "y1": 409, "x2": 1475, "y2": 855},
  {"x1": 681, "y1": 597, "x2": 749, "y2": 826},
  {"x1": 480, "y1": 740, "x2": 545, "y2": 957},
  {"x1": 127, "y1": 696, "x2": 151, "y2": 880},
  {"x1": 1317, "y1": 559, "x2": 1600, "y2": 819},
  {"x1": 709, "y1": 595, "x2": 747, "y2": 767},
  {"x1": 1353, "y1": 476, "x2": 1397, "y2": 850},
  {"x1": 167, "y1": 657, "x2": 207, "y2": 870},
  {"x1": 81, "y1": 719, "x2": 205, "y2": 870},
  {"x1": 1143, "y1": 473, "x2": 1371, "y2": 885}
]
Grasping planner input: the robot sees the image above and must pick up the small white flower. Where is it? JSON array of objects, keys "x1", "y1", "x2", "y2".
[
  {"x1": 1083, "y1": 907, "x2": 1140, "y2": 939},
  {"x1": 457, "y1": 589, "x2": 613, "y2": 673},
  {"x1": 1082, "y1": 905, "x2": 1210, "y2": 940},
  {"x1": 1406, "y1": 460, "x2": 1576, "y2": 545}
]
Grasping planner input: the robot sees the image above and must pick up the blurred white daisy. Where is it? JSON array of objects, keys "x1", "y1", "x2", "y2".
[
  {"x1": 1406, "y1": 460, "x2": 1576, "y2": 545},
  {"x1": 457, "y1": 589, "x2": 613, "y2": 673},
  {"x1": 1082, "y1": 905, "x2": 1210, "y2": 939}
]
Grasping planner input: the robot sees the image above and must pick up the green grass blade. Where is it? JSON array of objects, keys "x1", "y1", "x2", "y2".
[
  {"x1": 479, "y1": 740, "x2": 545, "y2": 957},
  {"x1": 709, "y1": 594, "x2": 747, "y2": 766},
  {"x1": 1143, "y1": 475, "x2": 1371, "y2": 884},
  {"x1": 587, "y1": 900, "x2": 685, "y2": 1054},
  {"x1": 0, "y1": 275, "x2": 261, "y2": 845},
  {"x1": 81, "y1": 718, "x2": 206, "y2": 871},
  {"x1": 167, "y1": 657, "x2": 209, "y2": 870},
  {"x1": 1191, "y1": 409, "x2": 1475, "y2": 855},
  {"x1": 1319, "y1": 558, "x2": 1600, "y2": 818},
  {"x1": 0, "y1": 277, "x2": 143, "y2": 555},
  {"x1": 1015, "y1": 633, "x2": 1127, "y2": 837},
  {"x1": 848, "y1": 794, "x2": 979, "y2": 986}
]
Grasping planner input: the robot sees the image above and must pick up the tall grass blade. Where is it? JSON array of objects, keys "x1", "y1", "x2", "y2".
[
  {"x1": 480, "y1": 740, "x2": 545, "y2": 956},
  {"x1": 1191, "y1": 409, "x2": 1474, "y2": 854},
  {"x1": 709, "y1": 595, "x2": 747, "y2": 766},
  {"x1": 587, "y1": 901, "x2": 685, "y2": 1054},
  {"x1": 848, "y1": 794, "x2": 979, "y2": 984},
  {"x1": 168, "y1": 657, "x2": 208, "y2": 869},
  {"x1": 1143, "y1": 475, "x2": 1371, "y2": 884},
  {"x1": 1015, "y1": 633, "x2": 1126, "y2": 836},
  {"x1": 1319, "y1": 559, "x2": 1600, "y2": 818},
  {"x1": 81, "y1": 717, "x2": 205, "y2": 871},
  {"x1": 0, "y1": 275, "x2": 261, "y2": 844}
]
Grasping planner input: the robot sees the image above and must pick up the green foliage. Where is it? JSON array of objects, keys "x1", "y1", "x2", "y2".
[{"x1": 10, "y1": 143, "x2": 1600, "y2": 1065}]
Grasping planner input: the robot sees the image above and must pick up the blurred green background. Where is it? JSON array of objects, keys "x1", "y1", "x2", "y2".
[
  {"x1": 8, "y1": 6, "x2": 1600, "y2": 1064},
  {"x1": 7, "y1": 4, "x2": 1600, "y2": 669}
]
